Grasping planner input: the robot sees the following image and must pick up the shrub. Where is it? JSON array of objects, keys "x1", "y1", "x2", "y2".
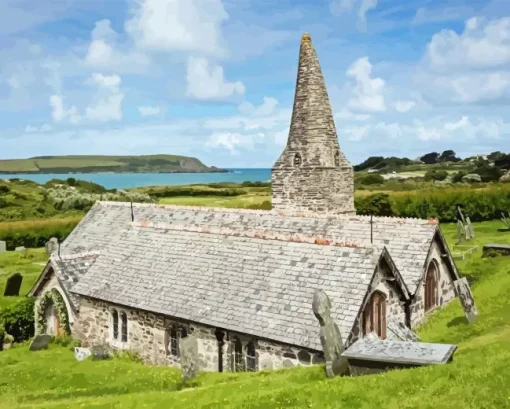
[
  {"x1": 0, "y1": 185, "x2": 10, "y2": 194},
  {"x1": 356, "y1": 193, "x2": 393, "y2": 216},
  {"x1": 247, "y1": 201, "x2": 272, "y2": 210},
  {"x1": 357, "y1": 173, "x2": 385, "y2": 185},
  {"x1": 424, "y1": 170, "x2": 449, "y2": 182},
  {"x1": 474, "y1": 165, "x2": 503, "y2": 182},
  {"x1": 0, "y1": 218, "x2": 79, "y2": 249},
  {"x1": 0, "y1": 297, "x2": 36, "y2": 343},
  {"x1": 462, "y1": 173, "x2": 482, "y2": 183},
  {"x1": 452, "y1": 171, "x2": 466, "y2": 183}
]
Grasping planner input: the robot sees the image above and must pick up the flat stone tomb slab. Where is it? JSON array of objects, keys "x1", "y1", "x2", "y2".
[{"x1": 341, "y1": 338, "x2": 457, "y2": 366}]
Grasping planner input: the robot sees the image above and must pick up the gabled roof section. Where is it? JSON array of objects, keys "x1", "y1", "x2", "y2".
[
  {"x1": 29, "y1": 252, "x2": 99, "y2": 310},
  {"x1": 71, "y1": 225, "x2": 384, "y2": 351},
  {"x1": 69, "y1": 201, "x2": 438, "y2": 294}
]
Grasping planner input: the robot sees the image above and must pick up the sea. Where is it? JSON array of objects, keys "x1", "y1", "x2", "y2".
[{"x1": 0, "y1": 169, "x2": 271, "y2": 190}]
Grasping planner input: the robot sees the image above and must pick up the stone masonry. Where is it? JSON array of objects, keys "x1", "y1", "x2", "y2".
[
  {"x1": 73, "y1": 296, "x2": 324, "y2": 372},
  {"x1": 271, "y1": 33, "x2": 356, "y2": 215}
]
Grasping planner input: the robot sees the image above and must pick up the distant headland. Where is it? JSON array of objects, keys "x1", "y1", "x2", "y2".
[{"x1": 0, "y1": 154, "x2": 228, "y2": 174}]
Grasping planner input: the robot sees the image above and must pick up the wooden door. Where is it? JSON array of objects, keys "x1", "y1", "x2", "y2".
[{"x1": 55, "y1": 310, "x2": 61, "y2": 337}]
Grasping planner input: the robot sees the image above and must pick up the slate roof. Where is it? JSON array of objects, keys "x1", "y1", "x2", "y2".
[
  {"x1": 48, "y1": 252, "x2": 99, "y2": 307},
  {"x1": 62, "y1": 201, "x2": 439, "y2": 292},
  {"x1": 71, "y1": 225, "x2": 384, "y2": 351}
]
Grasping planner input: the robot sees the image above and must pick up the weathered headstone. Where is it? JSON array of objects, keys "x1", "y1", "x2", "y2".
[
  {"x1": 456, "y1": 220, "x2": 465, "y2": 244},
  {"x1": 74, "y1": 347, "x2": 92, "y2": 361},
  {"x1": 179, "y1": 335, "x2": 200, "y2": 381},
  {"x1": 29, "y1": 335, "x2": 51, "y2": 351},
  {"x1": 466, "y1": 217, "x2": 475, "y2": 238},
  {"x1": 45, "y1": 237, "x2": 59, "y2": 256},
  {"x1": 453, "y1": 277, "x2": 478, "y2": 324},
  {"x1": 90, "y1": 344, "x2": 113, "y2": 360},
  {"x1": 387, "y1": 318, "x2": 420, "y2": 342},
  {"x1": 0, "y1": 241, "x2": 6, "y2": 253},
  {"x1": 312, "y1": 289, "x2": 350, "y2": 377},
  {"x1": 3, "y1": 272, "x2": 23, "y2": 296},
  {"x1": 15, "y1": 246, "x2": 27, "y2": 257}
]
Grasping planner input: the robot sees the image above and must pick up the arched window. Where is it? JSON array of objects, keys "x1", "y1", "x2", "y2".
[
  {"x1": 120, "y1": 311, "x2": 128, "y2": 342},
  {"x1": 111, "y1": 309, "x2": 119, "y2": 340},
  {"x1": 234, "y1": 337, "x2": 244, "y2": 372},
  {"x1": 425, "y1": 261, "x2": 439, "y2": 312},
  {"x1": 362, "y1": 291, "x2": 387, "y2": 339},
  {"x1": 246, "y1": 341, "x2": 257, "y2": 372},
  {"x1": 334, "y1": 151, "x2": 340, "y2": 166},
  {"x1": 293, "y1": 153, "x2": 302, "y2": 166}
]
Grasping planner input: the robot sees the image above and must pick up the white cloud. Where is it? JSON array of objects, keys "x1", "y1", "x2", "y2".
[
  {"x1": 424, "y1": 17, "x2": 510, "y2": 73},
  {"x1": 186, "y1": 57, "x2": 245, "y2": 101},
  {"x1": 25, "y1": 124, "x2": 52, "y2": 133},
  {"x1": 335, "y1": 108, "x2": 371, "y2": 121},
  {"x1": 238, "y1": 97, "x2": 278, "y2": 117},
  {"x1": 417, "y1": 17, "x2": 510, "y2": 105},
  {"x1": 125, "y1": 0, "x2": 228, "y2": 56},
  {"x1": 138, "y1": 106, "x2": 161, "y2": 116},
  {"x1": 329, "y1": 0, "x2": 378, "y2": 30},
  {"x1": 85, "y1": 19, "x2": 150, "y2": 73},
  {"x1": 85, "y1": 73, "x2": 124, "y2": 122},
  {"x1": 346, "y1": 57, "x2": 386, "y2": 113},
  {"x1": 394, "y1": 100, "x2": 416, "y2": 113},
  {"x1": 49, "y1": 95, "x2": 81, "y2": 125}
]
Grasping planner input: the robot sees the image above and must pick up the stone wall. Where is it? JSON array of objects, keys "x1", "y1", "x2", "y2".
[
  {"x1": 73, "y1": 296, "x2": 323, "y2": 372},
  {"x1": 271, "y1": 166, "x2": 356, "y2": 215},
  {"x1": 410, "y1": 239, "x2": 457, "y2": 327},
  {"x1": 348, "y1": 262, "x2": 407, "y2": 345}
]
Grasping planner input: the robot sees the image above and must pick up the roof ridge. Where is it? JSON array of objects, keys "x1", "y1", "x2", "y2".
[
  {"x1": 131, "y1": 220, "x2": 369, "y2": 249},
  {"x1": 97, "y1": 200, "x2": 434, "y2": 224}
]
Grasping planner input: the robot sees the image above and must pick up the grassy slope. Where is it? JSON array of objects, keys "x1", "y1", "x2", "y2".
[
  {"x1": 0, "y1": 155, "x2": 222, "y2": 174},
  {"x1": 0, "y1": 221, "x2": 509, "y2": 408},
  {"x1": 0, "y1": 248, "x2": 47, "y2": 309}
]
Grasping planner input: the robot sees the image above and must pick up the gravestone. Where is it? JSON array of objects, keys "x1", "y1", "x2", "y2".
[
  {"x1": 180, "y1": 335, "x2": 200, "y2": 381},
  {"x1": 74, "y1": 347, "x2": 92, "y2": 361},
  {"x1": 466, "y1": 217, "x2": 475, "y2": 238},
  {"x1": 90, "y1": 344, "x2": 113, "y2": 360},
  {"x1": 15, "y1": 246, "x2": 27, "y2": 257},
  {"x1": 456, "y1": 221, "x2": 465, "y2": 244},
  {"x1": 453, "y1": 277, "x2": 478, "y2": 324},
  {"x1": 0, "y1": 241, "x2": 6, "y2": 253},
  {"x1": 387, "y1": 318, "x2": 420, "y2": 342},
  {"x1": 3, "y1": 272, "x2": 23, "y2": 296},
  {"x1": 29, "y1": 335, "x2": 51, "y2": 351},
  {"x1": 45, "y1": 237, "x2": 59, "y2": 256},
  {"x1": 312, "y1": 289, "x2": 350, "y2": 377},
  {"x1": 341, "y1": 338, "x2": 458, "y2": 376}
]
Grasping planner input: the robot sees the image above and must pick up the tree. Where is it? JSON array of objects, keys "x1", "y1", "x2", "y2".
[
  {"x1": 420, "y1": 152, "x2": 440, "y2": 164},
  {"x1": 354, "y1": 156, "x2": 384, "y2": 171},
  {"x1": 474, "y1": 165, "x2": 503, "y2": 182},
  {"x1": 494, "y1": 154, "x2": 510, "y2": 170},
  {"x1": 439, "y1": 150, "x2": 461, "y2": 163},
  {"x1": 357, "y1": 173, "x2": 385, "y2": 185}
]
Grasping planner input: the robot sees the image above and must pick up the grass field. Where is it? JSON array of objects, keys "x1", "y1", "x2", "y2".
[
  {"x1": 0, "y1": 220, "x2": 509, "y2": 408},
  {"x1": 0, "y1": 248, "x2": 47, "y2": 309}
]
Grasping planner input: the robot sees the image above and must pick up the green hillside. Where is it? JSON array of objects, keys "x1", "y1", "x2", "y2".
[{"x1": 0, "y1": 155, "x2": 227, "y2": 174}]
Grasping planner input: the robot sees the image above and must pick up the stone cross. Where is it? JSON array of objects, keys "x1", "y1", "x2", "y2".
[
  {"x1": 312, "y1": 289, "x2": 350, "y2": 377},
  {"x1": 453, "y1": 277, "x2": 478, "y2": 324},
  {"x1": 179, "y1": 335, "x2": 200, "y2": 381},
  {"x1": 3, "y1": 272, "x2": 23, "y2": 296},
  {"x1": 0, "y1": 241, "x2": 6, "y2": 253},
  {"x1": 45, "y1": 237, "x2": 59, "y2": 256}
]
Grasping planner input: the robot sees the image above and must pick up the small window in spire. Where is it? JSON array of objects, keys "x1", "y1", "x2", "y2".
[
  {"x1": 294, "y1": 153, "x2": 302, "y2": 166},
  {"x1": 334, "y1": 151, "x2": 340, "y2": 166}
]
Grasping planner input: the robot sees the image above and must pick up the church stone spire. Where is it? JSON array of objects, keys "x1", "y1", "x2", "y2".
[{"x1": 271, "y1": 33, "x2": 356, "y2": 215}]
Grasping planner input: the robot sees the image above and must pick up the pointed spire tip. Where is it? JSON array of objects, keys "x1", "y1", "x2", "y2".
[{"x1": 301, "y1": 32, "x2": 311, "y2": 43}]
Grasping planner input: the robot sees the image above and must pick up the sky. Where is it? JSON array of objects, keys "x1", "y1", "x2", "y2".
[{"x1": 1, "y1": 0, "x2": 510, "y2": 168}]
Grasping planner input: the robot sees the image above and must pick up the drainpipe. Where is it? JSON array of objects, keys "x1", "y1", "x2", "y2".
[
  {"x1": 215, "y1": 329, "x2": 225, "y2": 373},
  {"x1": 404, "y1": 298, "x2": 412, "y2": 329}
]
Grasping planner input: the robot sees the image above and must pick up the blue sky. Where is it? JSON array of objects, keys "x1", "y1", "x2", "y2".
[{"x1": 1, "y1": 0, "x2": 510, "y2": 168}]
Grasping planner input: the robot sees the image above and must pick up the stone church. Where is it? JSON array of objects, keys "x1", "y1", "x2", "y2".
[{"x1": 29, "y1": 33, "x2": 461, "y2": 372}]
